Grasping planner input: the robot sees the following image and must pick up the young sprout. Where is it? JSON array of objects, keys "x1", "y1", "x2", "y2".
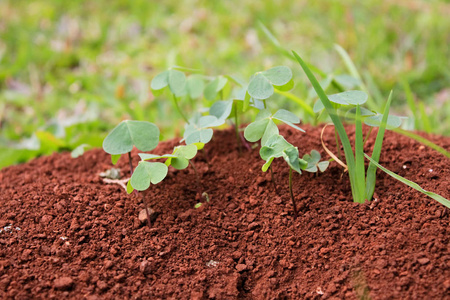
[
  {"x1": 204, "y1": 75, "x2": 228, "y2": 101},
  {"x1": 102, "y1": 120, "x2": 161, "y2": 227},
  {"x1": 302, "y1": 150, "x2": 330, "y2": 175},
  {"x1": 137, "y1": 143, "x2": 204, "y2": 198},
  {"x1": 182, "y1": 114, "x2": 224, "y2": 145},
  {"x1": 259, "y1": 134, "x2": 308, "y2": 218}
]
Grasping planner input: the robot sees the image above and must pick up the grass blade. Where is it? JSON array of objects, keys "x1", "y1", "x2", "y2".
[
  {"x1": 401, "y1": 79, "x2": 419, "y2": 130},
  {"x1": 365, "y1": 91, "x2": 393, "y2": 200},
  {"x1": 274, "y1": 90, "x2": 315, "y2": 117},
  {"x1": 354, "y1": 105, "x2": 365, "y2": 202},
  {"x1": 292, "y1": 50, "x2": 358, "y2": 202},
  {"x1": 392, "y1": 128, "x2": 450, "y2": 159},
  {"x1": 365, "y1": 154, "x2": 450, "y2": 209}
]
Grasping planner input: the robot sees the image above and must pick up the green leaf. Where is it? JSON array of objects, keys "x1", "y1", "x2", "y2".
[
  {"x1": 139, "y1": 153, "x2": 176, "y2": 161},
  {"x1": 183, "y1": 115, "x2": 223, "y2": 145},
  {"x1": 126, "y1": 180, "x2": 134, "y2": 194},
  {"x1": 151, "y1": 70, "x2": 169, "y2": 91},
  {"x1": 71, "y1": 144, "x2": 90, "y2": 158},
  {"x1": 274, "y1": 78, "x2": 294, "y2": 92},
  {"x1": 365, "y1": 154, "x2": 450, "y2": 209},
  {"x1": 186, "y1": 75, "x2": 204, "y2": 99},
  {"x1": 282, "y1": 146, "x2": 305, "y2": 174},
  {"x1": 204, "y1": 76, "x2": 228, "y2": 100},
  {"x1": 210, "y1": 100, "x2": 233, "y2": 120},
  {"x1": 248, "y1": 73, "x2": 273, "y2": 100},
  {"x1": 334, "y1": 74, "x2": 361, "y2": 89},
  {"x1": 130, "y1": 161, "x2": 168, "y2": 191},
  {"x1": 328, "y1": 90, "x2": 368, "y2": 105},
  {"x1": 111, "y1": 154, "x2": 121, "y2": 165},
  {"x1": 364, "y1": 114, "x2": 403, "y2": 129},
  {"x1": 313, "y1": 99, "x2": 325, "y2": 113},
  {"x1": 272, "y1": 109, "x2": 299, "y2": 124},
  {"x1": 262, "y1": 66, "x2": 292, "y2": 86},
  {"x1": 260, "y1": 134, "x2": 292, "y2": 161},
  {"x1": 168, "y1": 69, "x2": 186, "y2": 97},
  {"x1": 103, "y1": 120, "x2": 160, "y2": 155},
  {"x1": 318, "y1": 161, "x2": 330, "y2": 172}
]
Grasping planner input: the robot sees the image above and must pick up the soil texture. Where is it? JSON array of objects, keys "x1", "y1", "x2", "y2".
[{"x1": 0, "y1": 125, "x2": 449, "y2": 299}]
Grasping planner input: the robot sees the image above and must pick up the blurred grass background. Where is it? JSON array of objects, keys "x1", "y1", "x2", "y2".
[{"x1": 0, "y1": 0, "x2": 449, "y2": 169}]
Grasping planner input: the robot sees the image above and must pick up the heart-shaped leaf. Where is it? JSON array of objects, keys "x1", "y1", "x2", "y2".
[
  {"x1": 103, "y1": 120, "x2": 160, "y2": 155},
  {"x1": 248, "y1": 66, "x2": 293, "y2": 100},
  {"x1": 282, "y1": 146, "x2": 306, "y2": 174},
  {"x1": 183, "y1": 115, "x2": 224, "y2": 145},
  {"x1": 328, "y1": 90, "x2": 368, "y2": 105},
  {"x1": 209, "y1": 100, "x2": 233, "y2": 121},
  {"x1": 139, "y1": 144, "x2": 199, "y2": 170},
  {"x1": 186, "y1": 75, "x2": 204, "y2": 99},
  {"x1": 364, "y1": 113, "x2": 403, "y2": 129},
  {"x1": 151, "y1": 69, "x2": 186, "y2": 97},
  {"x1": 130, "y1": 161, "x2": 168, "y2": 191},
  {"x1": 272, "y1": 109, "x2": 305, "y2": 132},
  {"x1": 303, "y1": 150, "x2": 330, "y2": 173}
]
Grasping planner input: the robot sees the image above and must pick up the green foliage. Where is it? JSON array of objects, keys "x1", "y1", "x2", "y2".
[
  {"x1": 102, "y1": 120, "x2": 160, "y2": 155},
  {"x1": 244, "y1": 109, "x2": 304, "y2": 146},
  {"x1": 151, "y1": 69, "x2": 187, "y2": 97},
  {"x1": 183, "y1": 115, "x2": 224, "y2": 145},
  {"x1": 293, "y1": 50, "x2": 449, "y2": 206},
  {"x1": 303, "y1": 150, "x2": 330, "y2": 173},
  {"x1": 248, "y1": 66, "x2": 293, "y2": 100},
  {"x1": 139, "y1": 144, "x2": 201, "y2": 170},
  {"x1": 129, "y1": 162, "x2": 168, "y2": 192}
]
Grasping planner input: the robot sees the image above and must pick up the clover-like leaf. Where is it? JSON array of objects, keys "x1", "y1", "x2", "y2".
[
  {"x1": 248, "y1": 66, "x2": 293, "y2": 100},
  {"x1": 186, "y1": 75, "x2": 204, "y2": 99},
  {"x1": 204, "y1": 76, "x2": 228, "y2": 100},
  {"x1": 139, "y1": 144, "x2": 199, "y2": 170},
  {"x1": 328, "y1": 90, "x2": 368, "y2": 105},
  {"x1": 130, "y1": 161, "x2": 168, "y2": 191},
  {"x1": 209, "y1": 100, "x2": 233, "y2": 121},
  {"x1": 259, "y1": 134, "x2": 306, "y2": 173},
  {"x1": 151, "y1": 69, "x2": 186, "y2": 97},
  {"x1": 103, "y1": 120, "x2": 160, "y2": 155},
  {"x1": 282, "y1": 146, "x2": 306, "y2": 174},
  {"x1": 244, "y1": 109, "x2": 304, "y2": 146},
  {"x1": 183, "y1": 115, "x2": 224, "y2": 145},
  {"x1": 303, "y1": 150, "x2": 329, "y2": 173},
  {"x1": 364, "y1": 113, "x2": 403, "y2": 129}
]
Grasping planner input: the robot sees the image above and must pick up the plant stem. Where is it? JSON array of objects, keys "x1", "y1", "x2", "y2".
[
  {"x1": 128, "y1": 152, "x2": 134, "y2": 176},
  {"x1": 263, "y1": 99, "x2": 267, "y2": 109},
  {"x1": 189, "y1": 161, "x2": 203, "y2": 197},
  {"x1": 334, "y1": 128, "x2": 342, "y2": 161},
  {"x1": 289, "y1": 167, "x2": 298, "y2": 219},
  {"x1": 270, "y1": 165, "x2": 279, "y2": 195},
  {"x1": 363, "y1": 127, "x2": 373, "y2": 146},
  {"x1": 202, "y1": 148, "x2": 209, "y2": 165},
  {"x1": 172, "y1": 94, "x2": 189, "y2": 123},
  {"x1": 233, "y1": 101, "x2": 242, "y2": 154},
  {"x1": 142, "y1": 191, "x2": 152, "y2": 229}
]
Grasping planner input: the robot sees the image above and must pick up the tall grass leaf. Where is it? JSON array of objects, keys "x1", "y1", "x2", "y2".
[{"x1": 365, "y1": 154, "x2": 450, "y2": 209}]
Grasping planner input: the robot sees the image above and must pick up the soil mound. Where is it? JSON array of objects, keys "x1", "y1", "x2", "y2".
[{"x1": 0, "y1": 125, "x2": 449, "y2": 299}]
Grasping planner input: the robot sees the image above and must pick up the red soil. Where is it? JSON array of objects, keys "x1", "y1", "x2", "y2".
[{"x1": 0, "y1": 125, "x2": 449, "y2": 299}]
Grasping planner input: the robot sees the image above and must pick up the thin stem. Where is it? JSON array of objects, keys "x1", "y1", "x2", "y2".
[
  {"x1": 142, "y1": 190, "x2": 152, "y2": 229},
  {"x1": 128, "y1": 152, "x2": 134, "y2": 176},
  {"x1": 289, "y1": 168, "x2": 298, "y2": 219},
  {"x1": 263, "y1": 99, "x2": 267, "y2": 109},
  {"x1": 189, "y1": 161, "x2": 203, "y2": 197},
  {"x1": 233, "y1": 101, "x2": 242, "y2": 154},
  {"x1": 270, "y1": 166, "x2": 279, "y2": 195},
  {"x1": 172, "y1": 94, "x2": 189, "y2": 123},
  {"x1": 363, "y1": 127, "x2": 373, "y2": 146},
  {"x1": 202, "y1": 148, "x2": 209, "y2": 165},
  {"x1": 334, "y1": 127, "x2": 342, "y2": 161}
]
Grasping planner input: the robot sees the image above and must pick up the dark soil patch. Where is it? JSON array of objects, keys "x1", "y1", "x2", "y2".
[{"x1": 0, "y1": 125, "x2": 449, "y2": 299}]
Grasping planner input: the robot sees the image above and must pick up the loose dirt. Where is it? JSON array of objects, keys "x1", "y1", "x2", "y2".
[{"x1": 0, "y1": 125, "x2": 449, "y2": 299}]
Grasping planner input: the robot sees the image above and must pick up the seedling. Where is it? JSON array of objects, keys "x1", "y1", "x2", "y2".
[
  {"x1": 136, "y1": 143, "x2": 204, "y2": 198},
  {"x1": 102, "y1": 120, "x2": 162, "y2": 226},
  {"x1": 302, "y1": 150, "x2": 330, "y2": 175},
  {"x1": 259, "y1": 134, "x2": 308, "y2": 218},
  {"x1": 293, "y1": 51, "x2": 450, "y2": 207}
]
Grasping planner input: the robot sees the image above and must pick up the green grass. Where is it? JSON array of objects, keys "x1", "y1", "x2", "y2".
[{"x1": 1, "y1": 0, "x2": 449, "y2": 168}]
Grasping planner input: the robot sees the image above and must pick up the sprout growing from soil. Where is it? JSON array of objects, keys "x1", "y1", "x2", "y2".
[
  {"x1": 136, "y1": 143, "x2": 204, "y2": 198},
  {"x1": 260, "y1": 134, "x2": 308, "y2": 218},
  {"x1": 102, "y1": 120, "x2": 162, "y2": 227},
  {"x1": 303, "y1": 150, "x2": 330, "y2": 175}
]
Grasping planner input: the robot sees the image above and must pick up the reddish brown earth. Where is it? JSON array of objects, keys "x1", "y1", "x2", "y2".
[{"x1": 0, "y1": 125, "x2": 449, "y2": 299}]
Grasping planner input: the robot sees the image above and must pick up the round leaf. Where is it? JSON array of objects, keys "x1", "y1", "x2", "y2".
[
  {"x1": 248, "y1": 73, "x2": 274, "y2": 100},
  {"x1": 151, "y1": 71, "x2": 169, "y2": 91},
  {"x1": 328, "y1": 90, "x2": 368, "y2": 105},
  {"x1": 244, "y1": 119, "x2": 269, "y2": 142},
  {"x1": 204, "y1": 77, "x2": 228, "y2": 100},
  {"x1": 130, "y1": 161, "x2": 168, "y2": 191},
  {"x1": 273, "y1": 109, "x2": 300, "y2": 124},
  {"x1": 186, "y1": 75, "x2": 204, "y2": 99},
  {"x1": 209, "y1": 100, "x2": 233, "y2": 121},
  {"x1": 168, "y1": 69, "x2": 186, "y2": 96},
  {"x1": 364, "y1": 114, "x2": 403, "y2": 129},
  {"x1": 262, "y1": 66, "x2": 292, "y2": 86},
  {"x1": 103, "y1": 120, "x2": 160, "y2": 155}
]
